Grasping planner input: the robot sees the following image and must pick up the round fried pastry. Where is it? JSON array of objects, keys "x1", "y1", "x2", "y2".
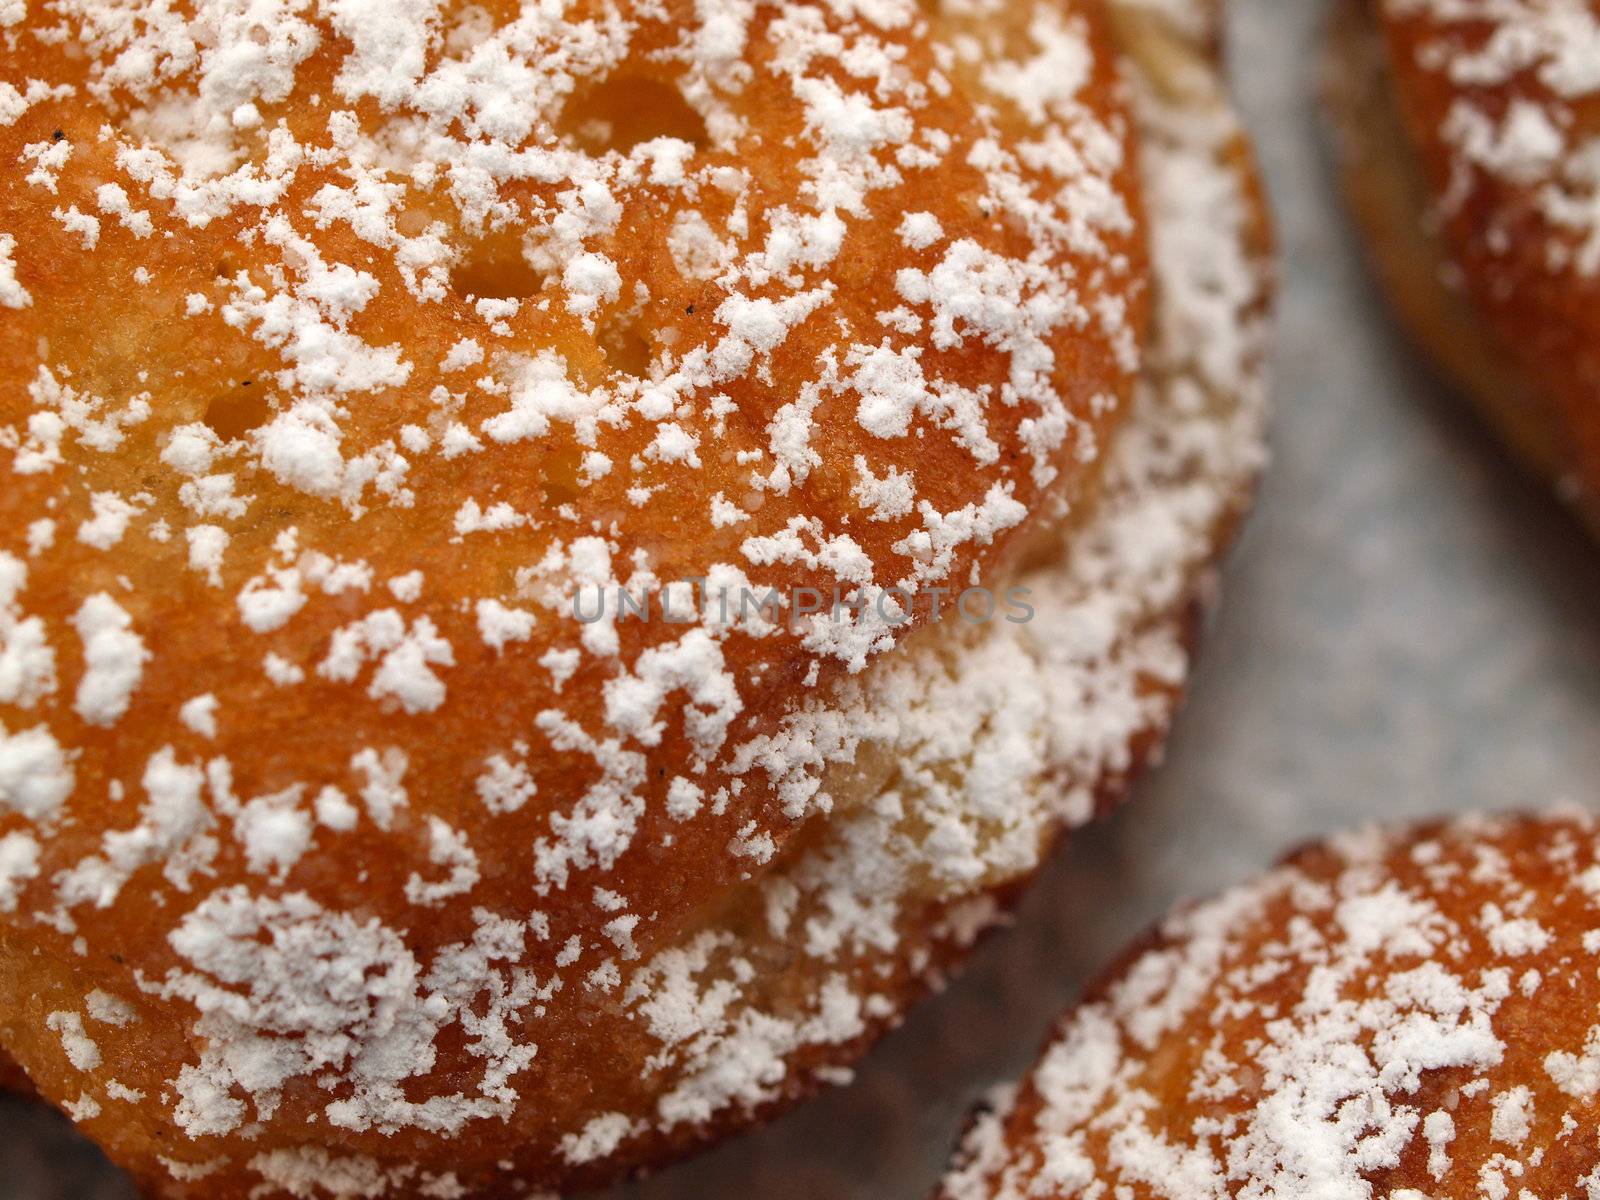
[
  {"x1": 0, "y1": 0, "x2": 1270, "y2": 1194},
  {"x1": 941, "y1": 811, "x2": 1600, "y2": 1199}
]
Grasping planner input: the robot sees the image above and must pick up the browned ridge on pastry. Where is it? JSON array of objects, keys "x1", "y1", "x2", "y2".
[
  {"x1": 1327, "y1": 0, "x2": 1600, "y2": 536},
  {"x1": 0, "y1": 0, "x2": 1270, "y2": 1194},
  {"x1": 940, "y1": 811, "x2": 1600, "y2": 1199}
]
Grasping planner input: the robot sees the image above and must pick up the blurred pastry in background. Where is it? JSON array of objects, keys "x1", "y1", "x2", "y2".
[{"x1": 1326, "y1": 0, "x2": 1600, "y2": 537}]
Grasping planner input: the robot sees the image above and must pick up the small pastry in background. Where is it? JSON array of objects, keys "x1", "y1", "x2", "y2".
[
  {"x1": 940, "y1": 811, "x2": 1600, "y2": 1198},
  {"x1": 1325, "y1": 0, "x2": 1600, "y2": 536}
]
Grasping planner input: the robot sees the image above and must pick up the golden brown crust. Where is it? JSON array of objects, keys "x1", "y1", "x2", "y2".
[
  {"x1": 0, "y1": 0, "x2": 1142, "y2": 982},
  {"x1": 1327, "y1": 0, "x2": 1600, "y2": 536},
  {"x1": 939, "y1": 812, "x2": 1600, "y2": 1199},
  {"x1": 0, "y1": 0, "x2": 1270, "y2": 1193}
]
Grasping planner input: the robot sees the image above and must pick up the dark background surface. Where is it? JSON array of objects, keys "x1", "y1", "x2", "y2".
[{"x1": 6, "y1": 0, "x2": 1600, "y2": 1195}]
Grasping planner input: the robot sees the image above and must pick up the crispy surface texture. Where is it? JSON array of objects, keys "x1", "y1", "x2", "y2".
[
  {"x1": 1329, "y1": 0, "x2": 1600, "y2": 535},
  {"x1": 940, "y1": 812, "x2": 1600, "y2": 1199},
  {"x1": 0, "y1": 0, "x2": 1269, "y2": 1194}
]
